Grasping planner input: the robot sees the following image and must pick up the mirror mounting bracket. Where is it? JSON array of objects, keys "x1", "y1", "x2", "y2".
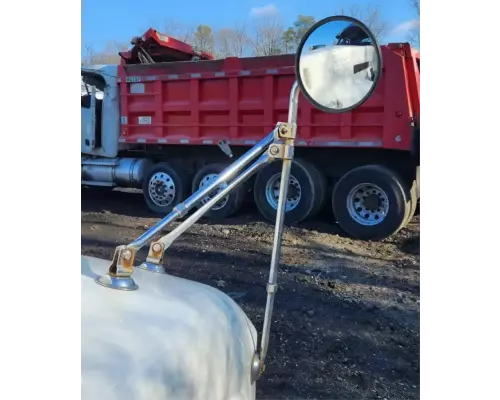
[
  {"x1": 270, "y1": 122, "x2": 296, "y2": 160},
  {"x1": 268, "y1": 143, "x2": 294, "y2": 160},
  {"x1": 137, "y1": 261, "x2": 167, "y2": 274},
  {"x1": 275, "y1": 122, "x2": 297, "y2": 140},
  {"x1": 136, "y1": 241, "x2": 167, "y2": 274},
  {"x1": 95, "y1": 245, "x2": 139, "y2": 290}
]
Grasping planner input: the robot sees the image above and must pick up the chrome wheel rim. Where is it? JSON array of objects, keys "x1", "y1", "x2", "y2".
[
  {"x1": 148, "y1": 172, "x2": 176, "y2": 207},
  {"x1": 346, "y1": 183, "x2": 389, "y2": 226},
  {"x1": 265, "y1": 173, "x2": 302, "y2": 211},
  {"x1": 199, "y1": 173, "x2": 229, "y2": 211}
]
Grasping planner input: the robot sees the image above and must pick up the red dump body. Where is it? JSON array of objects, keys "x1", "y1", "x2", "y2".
[{"x1": 117, "y1": 43, "x2": 419, "y2": 151}]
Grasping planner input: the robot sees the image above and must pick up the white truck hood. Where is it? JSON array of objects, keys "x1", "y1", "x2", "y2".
[{"x1": 82, "y1": 255, "x2": 257, "y2": 400}]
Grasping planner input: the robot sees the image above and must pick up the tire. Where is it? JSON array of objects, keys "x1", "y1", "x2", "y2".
[
  {"x1": 253, "y1": 158, "x2": 326, "y2": 225},
  {"x1": 191, "y1": 163, "x2": 245, "y2": 220},
  {"x1": 142, "y1": 162, "x2": 188, "y2": 214},
  {"x1": 332, "y1": 165, "x2": 411, "y2": 241},
  {"x1": 306, "y1": 160, "x2": 328, "y2": 218}
]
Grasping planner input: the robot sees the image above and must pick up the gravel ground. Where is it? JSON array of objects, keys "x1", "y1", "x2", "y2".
[{"x1": 82, "y1": 188, "x2": 420, "y2": 400}]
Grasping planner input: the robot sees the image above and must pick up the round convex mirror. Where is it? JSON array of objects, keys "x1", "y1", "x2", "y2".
[{"x1": 295, "y1": 15, "x2": 383, "y2": 113}]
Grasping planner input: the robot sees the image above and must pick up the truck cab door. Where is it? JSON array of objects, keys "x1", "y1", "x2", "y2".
[{"x1": 81, "y1": 85, "x2": 97, "y2": 152}]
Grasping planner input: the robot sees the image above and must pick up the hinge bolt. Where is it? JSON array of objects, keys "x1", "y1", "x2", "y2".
[
  {"x1": 122, "y1": 249, "x2": 133, "y2": 260},
  {"x1": 152, "y1": 243, "x2": 162, "y2": 253}
]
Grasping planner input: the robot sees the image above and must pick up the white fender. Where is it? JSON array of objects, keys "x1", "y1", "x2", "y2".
[
  {"x1": 82, "y1": 255, "x2": 258, "y2": 400},
  {"x1": 299, "y1": 44, "x2": 378, "y2": 109}
]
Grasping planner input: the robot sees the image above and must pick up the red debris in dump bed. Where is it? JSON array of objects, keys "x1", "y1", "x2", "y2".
[{"x1": 119, "y1": 28, "x2": 214, "y2": 64}]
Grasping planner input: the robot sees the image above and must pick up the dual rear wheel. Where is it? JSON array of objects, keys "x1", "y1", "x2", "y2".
[
  {"x1": 253, "y1": 158, "x2": 327, "y2": 225},
  {"x1": 142, "y1": 162, "x2": 246, "y2": 220},
  {"x1": 332, "y1": 165, "x2": 416, "y2": 240},
  {"x1": 190, "y1": 159, "x2": 327, "y2": 224},
  {"x1": 141, "y1": 160, "x2": 417, "y2": 241},
  {"x1": 191, "y1": 163, "x2": 246, "y2": 220}
]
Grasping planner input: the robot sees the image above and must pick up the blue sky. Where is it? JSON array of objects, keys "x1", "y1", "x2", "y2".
[{"x1": 81, "y1": 0, "x2": 419, "y2": 54}]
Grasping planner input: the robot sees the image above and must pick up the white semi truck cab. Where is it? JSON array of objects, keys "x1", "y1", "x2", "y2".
[{"x1": 81, "y1": 65, "x2": 152, "y2": 189}]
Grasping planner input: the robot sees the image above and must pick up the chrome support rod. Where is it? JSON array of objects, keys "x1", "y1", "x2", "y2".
[
  {"x1": 287, "y1": 81, "x2": 300, "y2": 124},
  {"x1": 259, "y1": 81, "x2": 300, "y2": 366},
  {"x1": 127, "y1": 128, "x2": 277, "y2": 250},
  {"x1": 151, "y1": 153, "x2": 272, "y2": 252}
]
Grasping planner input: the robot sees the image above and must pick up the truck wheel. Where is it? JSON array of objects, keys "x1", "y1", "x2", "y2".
[
  {"x1": 142, "y1": 162, "x2": 188, "y2": 214},
  {"x1": 332, "y1": 165, "x2": 411, "y2": 241},
  {"x1": 309, "y1": 161, "x2": 328, "y2": 218},
  {"x1": 191, "y1": 163, "x2": 245, "y2": 220},
  {"x1": 253, "y1": 158, "x2": 325, "y2": 225}
]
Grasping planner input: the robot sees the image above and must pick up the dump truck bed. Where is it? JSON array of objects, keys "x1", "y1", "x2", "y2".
[{"x1": 117, "y1": 43, "x2": 419, "y2": 151}]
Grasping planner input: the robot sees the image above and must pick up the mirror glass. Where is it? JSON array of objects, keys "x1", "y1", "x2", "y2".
[{"x1": 296, "y1": 16, "x2": 382, "y2": 113}]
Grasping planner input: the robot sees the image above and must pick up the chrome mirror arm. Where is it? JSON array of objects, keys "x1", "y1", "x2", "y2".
[
  {"x1": 95, "y1": 82, "x2": 301, "y2": 384},
  {"x1": 138, "y1": 152, "x2": 274, "y2": 273},
  {"x1": 252, "y1": 81, "x2": 300, "y2": 381},
  {"x1": 129, "y1": 127, "x2": 278, "y2": 251},
  {"x1": 95, "y1": 126, "x2": 276, "y2": 285},
  {"x1": 96, "y1": 121, "x2": 288, "y2": 288}
]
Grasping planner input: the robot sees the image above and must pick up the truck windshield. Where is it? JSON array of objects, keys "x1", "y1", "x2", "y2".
[
  {"x1": 81, "y1": 72, "x2": 105, "y2": 106},
  {"x1": 336, "y1": 37, "x2": 372, "y2": 46}
]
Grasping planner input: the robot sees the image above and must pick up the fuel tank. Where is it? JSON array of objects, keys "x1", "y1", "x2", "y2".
[{"x1": 81, "y1": 255, "x2": 257, "y2": 400}]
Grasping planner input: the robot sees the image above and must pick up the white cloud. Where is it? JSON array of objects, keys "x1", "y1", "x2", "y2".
[
  {"x1": 250, "y1": 4, "x2": 278, "y2": 17},
  {"x1": 392, "y1": 19, "x2": 420, "y2": 34}
]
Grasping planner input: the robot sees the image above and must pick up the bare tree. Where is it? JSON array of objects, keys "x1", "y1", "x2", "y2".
[
  {"x1": 250, "y1": 15, "x2": 284, "y2": 56},
  {"x1": 194, "y1": 24, "x2": 215, "y2": 53},
  {"x1": 82, "y1": 7, "x2": 395, "y2": 64},
  {"x1": 82, "y1": 43, "x2": 96, "y2": 65},
  {"x1": 336, "y1": 4, "x2": 391, "y2": 42},
  {"x1": 82, "y1": 41, "x2": 127, "y2": 65},
  {"x1": 215, "y1": 24, "x2": 250, "y2": 58},
  {"x1": 281, "y1": 15, "x2": 316, "y2": 54},
  {"x1": 410, "y1": 0, "x2": 420, "y2": 16},
  {"x1": 163, "y1": 19, "x2": 195, "y2": 44},
  {"x1": 407, "y1": 0, "x2": 420, "y2": 48},
  {"x1": 292, "y1": 15, "x2": 316, "y2": 45},
  {"x1": 103, "y1": 41, "x2": 128, "y2": 54},
  {"x1": 282, "y1": 27, "x2": 296, "y2": 54}
]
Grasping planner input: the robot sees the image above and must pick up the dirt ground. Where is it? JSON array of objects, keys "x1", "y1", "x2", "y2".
[{"x1": 82, "y1": 188, "x2": 420, "y2": 400}]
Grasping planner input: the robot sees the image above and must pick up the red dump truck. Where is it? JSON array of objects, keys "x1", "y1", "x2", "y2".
[{"x1": 81, "y1": 28, "x2": 420, "y2": 240}]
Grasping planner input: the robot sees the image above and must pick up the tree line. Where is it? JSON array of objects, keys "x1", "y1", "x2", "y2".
[{"x1": 82, "y1": 2, "x2": 420, "y2": 65}]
